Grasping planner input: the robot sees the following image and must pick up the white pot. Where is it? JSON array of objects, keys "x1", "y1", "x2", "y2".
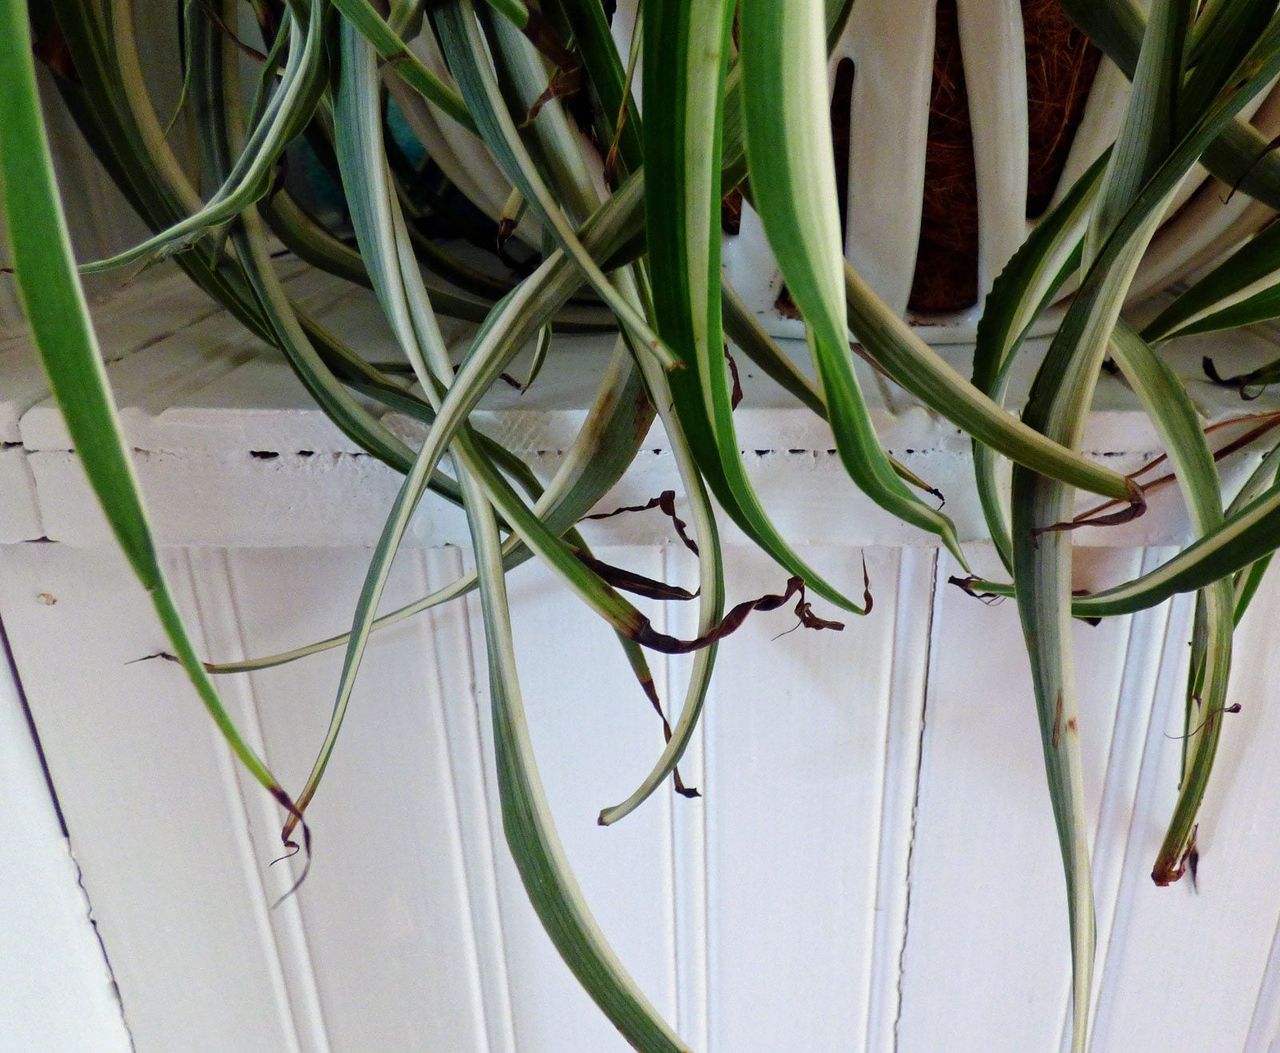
[{"x1": 406, "y1": 0, "x2": 1280, "y2": 345}]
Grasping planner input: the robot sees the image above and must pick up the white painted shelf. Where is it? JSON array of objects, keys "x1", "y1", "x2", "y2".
[
  {"x1": 4, "y1": 270, "x2": 1280, "y2": 1052},
  {"x1": 5, "y1": 265, "x2": 1280, "y2": 551}
]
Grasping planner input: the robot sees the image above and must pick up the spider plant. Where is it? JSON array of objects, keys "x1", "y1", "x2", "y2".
[{"x1": 6, "y1": 0, "x2": 1280, "y2": 1048}]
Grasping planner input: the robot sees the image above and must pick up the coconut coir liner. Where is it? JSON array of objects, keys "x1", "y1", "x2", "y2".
[{"x1": 909, "y1": 0, "x2": 1100, "y2": 314}]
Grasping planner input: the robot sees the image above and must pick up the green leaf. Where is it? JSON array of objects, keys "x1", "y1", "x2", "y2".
[
  {"x1": 643, "y1": 0, "x2": 869, "y2": 614},
  {"x1": 458, "y1": 467, "x2": 689, "y2": 1052},
  {"x1": 434, "y1": 0, "x2": 679, "y2": 370},
  {"x1": 558, "y1": 0, "x2": 644, "y2": 174},
  {"x1": 599, "y1": 303, "x2": 726, "y2": 826},
  {"x1": 207, "y1": 339, "x2": 658, "y2": 676},
  {"x1": 1086, "y1": 0, "x2": 1191, "y2": 260},
  {"x1": 956, "y1": 474, "x2": 1280, "y2": 616},
  {"x1": 1181, "y1": 0, "x2": 1275, "y2": 121},
  {"x1": 1073, "y1": 480, "x2": 1280, "y2": 616},
  {"x1": 1109, "y1": 323, "x2": 1232, "y2": 885},
  {"x1": 331, "y1": 0, "x2": 476, "y2": 130},
  {"x1": 740, "y1": 0, "x2": 966, "y2": 565},
  {"x1": 185, "y1": 4, "x2": 449, "y2": 486},
  {"x1": 1142, "y1": 216, "x2": 1280, "y2": 342},
  {"x1": 1062, "y1": 0, "x2": 1280, "y2": 209},
  {"x1": 970, "y1": 154, "x2": 1107, "y2": 566},
  {"x1": 721, "y1": 281, "x2": 826, "y2": 416},
  {"x1": 298, "y1": 22, "x2": 740, "y2": 841},
  {"x1": 81, "y1": 0, "x2": 328, "y2": 274},
  {"x1": 0, "y1": 0, "x2": 294, "y2": 812},
  {"x1": 1226, "y1": 442, "x2": 1280, "y2": 621},
  {"x1": 1009, "y1": 3, "x2": 1192, "y2": 1044}
]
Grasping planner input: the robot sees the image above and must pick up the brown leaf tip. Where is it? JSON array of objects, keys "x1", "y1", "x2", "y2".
[
  {"x1": 947, "y1": 575, "x2": 1004, "y2": 606},
  {"x1": 126, "y1": 651, "x2": 180, "y2": 666}
]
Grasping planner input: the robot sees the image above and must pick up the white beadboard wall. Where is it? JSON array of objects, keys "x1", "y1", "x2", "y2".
[
  {"x1": 4, "y1": 271, "x2": 1280, "y2": 1052},
  {"x1": 6, "y1": 541, "x2": 1280, "y2": 1053},
  {"x1": 0, "y1": 612, "x2": 133, "y2": 1053}
]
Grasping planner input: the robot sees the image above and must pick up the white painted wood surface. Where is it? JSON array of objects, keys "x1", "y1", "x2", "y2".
[
  {"x1": 10, "y1": 9, "x2": 1280, "y2": 1048},
  {"x1": 6, "y1": 541, "x2": 1280, "y2": 1052},
  {"x1": 5, "y1": 278, "x2": 1280, "y2": 1051},
  {"x1": 7, "y1": 265, "x2": 1280, "y2": 552},
  {"x1": 0, "y1": 620, "x2": 133, "y2": 1052}
]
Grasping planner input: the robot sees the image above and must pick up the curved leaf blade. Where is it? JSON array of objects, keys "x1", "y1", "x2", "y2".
[
  {"x1": 740, "y1": 0, "x2": 966, "y2": 564},
  {"x1": 0, "y1": 0, "x2": 293, "y2": 809}
]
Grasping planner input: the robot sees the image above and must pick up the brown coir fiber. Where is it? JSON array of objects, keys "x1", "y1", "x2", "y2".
[
  {"x1": 909, "y1": 0, "x2": 979, "y2": 314},
  {"x1": 1024, "y1": 0, "x2": 1101, "y2": 217},
  {"x1": 908, "y1": 0, "x2": 1100, "y2": 315}
]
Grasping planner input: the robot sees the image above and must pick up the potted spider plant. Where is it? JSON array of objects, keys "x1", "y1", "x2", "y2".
[{"x1": 6, "y1": 0, "x2": 1280, "y2": 1049}]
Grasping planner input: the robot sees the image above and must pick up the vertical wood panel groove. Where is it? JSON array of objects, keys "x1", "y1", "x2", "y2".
[
  {"x1": 433, "y1": 546, "x2": 520, "y2": 1053},
  {"x1": 409, "y1": 550, "x2": 496, "y2": 1053},
  {"x1": 703, "y1": 547, "x2": 903, "y2": 1050},
  {"x1": 1243, "y1": 906, "x2": 1280, "y2": 1051},
  {"x1": 1087, "y1": 566, "x2": 1280, "y2": 1050},
  {"x1": 896, "y1": 548, "x2": 1142, "y2": 1052},
  {"x1": 697, "y1": 725, "x2": 711, "y2": 1053},
  {"x1": 881, "y1": 550, "x2": 937, "y2": 1053},
  {"x1": 702, "y1": 545, "x2": 723, "y2": 1053},
  {"x1": 205, "y1": 549, "x2": 335, "y2": 1053},
  {"x1": 664, "y1": 544, "x2": 710, "y2": 1050},
  {"x1": 1085, "y1": 586, "x2": 1195, "y2": 1050},
  {"x1": 662, "y1": 544, "x2": 681, "y2": 1032},
  {"x1": 659, "y1": 551, "x2": 680, "y2": 1028},
  {"x1": 177, "y1": 550, "x2": 316, "y2": 1053},
  {"x1": 14, "y1": 539, "x2": 1280, "y2": 1049},
  {"x1": 1055, "y1": 549, "x2": 1173, "y2": 1052}
]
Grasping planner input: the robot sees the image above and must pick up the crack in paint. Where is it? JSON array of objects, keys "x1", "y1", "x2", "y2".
[
  {"x1": 892, "y1": 552, "x2": 940, "y2": 1048},
  {"x1": 68, "y1": 845, "x2": 139, "y2": 1053}
]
